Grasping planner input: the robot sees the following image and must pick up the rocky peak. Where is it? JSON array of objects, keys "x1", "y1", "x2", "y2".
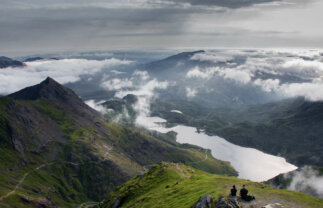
[
  {"x1": 8, "y1": 77, "x2": 100, "y2": 117},
  {"x1": 9, "y1": 77, "x2": 77, "y2": 101}
]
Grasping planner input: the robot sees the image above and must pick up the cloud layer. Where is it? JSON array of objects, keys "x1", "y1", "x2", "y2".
[
  {"x1": 186, "y1": 49, "x2": 323, "y2": 101},
  {"x1": 0, "y1": 58, "x2": 132, "y2": 95}
]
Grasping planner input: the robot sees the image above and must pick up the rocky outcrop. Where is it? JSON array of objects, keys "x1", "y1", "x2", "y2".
[
  {"x1": 215, "y1": 197, "x2": 240, "y2": 208},
  {"x1": 192, "y1": 195, "x2": 240, "y2": 208},
  {"x1": 9, "y1": 77, "x2": 101, "y2": 119},
  {"x1": 192, "y1": 195, "x2": 214, "y2": 208}
]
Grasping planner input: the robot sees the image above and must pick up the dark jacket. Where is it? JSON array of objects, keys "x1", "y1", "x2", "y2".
[
  {"x1": 230, "y1": 188, "x2": 237, "y2": 196},
  {"x1": 240, "y1": 188, "x2": 248, "y2": 199}
]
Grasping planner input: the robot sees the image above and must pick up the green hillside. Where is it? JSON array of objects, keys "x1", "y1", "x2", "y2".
[
  {"x1": 0, "y1": 78, "x2": 236, "y2": 207},
  {"x1": 99, "y1": 163, "x2": 323, "y2": 208}
]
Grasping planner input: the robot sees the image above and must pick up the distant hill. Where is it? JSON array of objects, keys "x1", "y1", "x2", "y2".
[
  {"x1": 0, "y1": 78, "x2": 236, "y2": 207},
  {"x1": 213, "y1": 98, "x2": 323, "y2": 167},
  {"x1": 23, "y1": 57, "x2": 59, "y2": 62},
  {"x1": 0, "y1": 56, "x2": 24, "y2": 68}
]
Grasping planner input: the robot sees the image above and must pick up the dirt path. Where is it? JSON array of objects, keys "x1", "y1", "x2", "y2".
[
  {"x1": 0, "y1": 164, "x2": 47, "y2": 201},
  {"x1": 77, "y1": 201, "x2": 98, "y2": 208},
  {"x1": 187, "y1": 150, "x2": 208, "y2": 165},
  {"x1": 0, "y1": 161, "x2": 101, "y2": 202}
]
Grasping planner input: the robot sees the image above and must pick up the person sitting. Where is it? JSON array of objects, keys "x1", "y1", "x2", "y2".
[
  {"x1": 240, "y1": 185, "x2": 255, "y2": 201},
  {"x1": 230, "y1": 185, "x2": 237, "y2": 197}
]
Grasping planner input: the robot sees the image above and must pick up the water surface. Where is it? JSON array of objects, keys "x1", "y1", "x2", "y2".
[{"x1": 138, "y1": 116, "x2": 297, "y2": 182}]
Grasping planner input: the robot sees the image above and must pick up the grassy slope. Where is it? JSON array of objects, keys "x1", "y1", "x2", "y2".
[
  {"x1": 99, "y1": 163, "x2": 323, "y2": 208},
  {"x1": 0, "y1": 97, "x2": 236, "y2": 207}
]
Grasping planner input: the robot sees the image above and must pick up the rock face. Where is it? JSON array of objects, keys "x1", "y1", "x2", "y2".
[
  {"x1": 192, "y1": 195, "x2": 214, "y2": 208},
  {"x1": 9, "y1": 77, "x2": 100, "y2": 118},
  {"x1": 215, "y1": 197, "x2": 240, "y2": 208},
  {"x1": 0, "y1": 56, "x2": 24, "y2": 68},
  {"x1": 192, "y1": 195, "x2": 240, "y2": 208}
]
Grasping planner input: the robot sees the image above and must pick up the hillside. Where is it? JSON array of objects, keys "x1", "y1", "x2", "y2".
[
  {"x1": 0, "y1": 56, "x2": 24, "y2": 69},
  {"x1": 0, "y1": 78, "x2": 236, "y2": 207},
  {"x1": 98, "y1": 162, "x2": 323, "y2": 208},
  {"x1": 150, "y1": 98, "x2": 323, "y2": 167},
  {"x1": 213, "y1": 99, "x2": 323, "y2": 167}
]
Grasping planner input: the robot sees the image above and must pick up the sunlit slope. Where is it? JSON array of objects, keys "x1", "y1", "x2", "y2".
[{"x1": 99, "y1": 163, "x2": 323, "y2": 208}]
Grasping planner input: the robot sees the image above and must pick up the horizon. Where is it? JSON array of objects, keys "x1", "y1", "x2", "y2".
[{"x1": 1, "y1": 0, "x2": 323, "y2": 55}]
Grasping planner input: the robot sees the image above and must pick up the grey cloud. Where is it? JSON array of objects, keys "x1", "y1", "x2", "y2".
[
  {"x1": 175, "y1": 0, "x2": 281, "y2": 8},
  {"x1": 0, "y1": 0, "x2": 321, "y2": 54}
]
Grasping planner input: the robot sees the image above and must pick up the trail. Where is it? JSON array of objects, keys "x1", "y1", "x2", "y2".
[
  {"x1": 77, "y1": 201, "x2": 98, "y2": 208},
  {"x1": 0, "y1": 164, "x2": 47, "y2": 201},
  {"x1": 186, "y1": 150, "x2": 208, "y2": 165},
  {"x1": 0, "y1": 161, "x2": 103, "y2": 202}
]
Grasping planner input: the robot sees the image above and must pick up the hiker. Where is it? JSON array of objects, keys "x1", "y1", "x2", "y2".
[
  {"x1": 230, "y1": 185, "x2": 237, "y2": 197},
  {"x1": 240, "y1": 185, "x2": 255, "y2": 201}
]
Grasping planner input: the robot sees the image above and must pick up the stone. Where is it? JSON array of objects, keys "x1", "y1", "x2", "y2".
[{"x1": 192, "y1": 195, "x2": 214, "y2": 208}]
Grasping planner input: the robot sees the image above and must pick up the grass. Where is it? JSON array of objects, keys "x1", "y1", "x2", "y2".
[{"x1": 99, "y1": 163, "x2": 323, "y2": 208}]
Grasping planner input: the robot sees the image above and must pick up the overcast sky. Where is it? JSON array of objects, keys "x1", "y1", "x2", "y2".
[{"x1": 1, "y1": 0, "x2": 323, "y2": 55}]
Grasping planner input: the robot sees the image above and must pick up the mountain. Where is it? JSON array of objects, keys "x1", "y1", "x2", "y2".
[
  {"x1": 141, "y1": 51, "x2": 280, "y2": 108},
  {"x1": 213, "y1": 98, "x2": 323, "y2": 167},
  {"x1": 24, "y1": 57, "x2": 44, "y2": 62},
  {"x1": 0, "y1": 56, "x2": 24, "y2": 68},
  {"x1": 98, "y1": 162, "x2": 323, "y2": 208},
  {"x1": 0, "y1": 78, "x2": 236, "y2": 207},
  {"x1": 23, "y1": 57, "x2": 59, "y2": 62}
]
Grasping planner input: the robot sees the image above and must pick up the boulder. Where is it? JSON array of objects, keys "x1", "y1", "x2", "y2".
[
  {"x1": 215, "y1": 196, "x2": 240, "y2": 208},
  {"x1": 192, "y1": 195, "x2": 214, "y2": 208}
]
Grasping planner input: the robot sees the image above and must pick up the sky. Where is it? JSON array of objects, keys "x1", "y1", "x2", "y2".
[{"x1": 1, "y1": 0, "x2": 323, "y2": 55}]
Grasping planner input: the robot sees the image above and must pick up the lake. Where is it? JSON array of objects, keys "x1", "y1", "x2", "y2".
[{"x1": 137, "y1": 116, "x2": 297, "y2": 182}]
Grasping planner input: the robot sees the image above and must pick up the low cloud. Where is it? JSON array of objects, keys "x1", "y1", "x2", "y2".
[
  {"x1": 280, "y1": 81, "x2": 323, "y2": 101},
  {"x1": 190, "y1": 52, "x2": 232, "y2": 63},
  {"x1": 281, "y1": 59, "x2": 323, "y2": 78},
  {"x1": 186, "y1": 66, "x2": 252, "y2": 84},
  {"x1": 254, "y1": 79, "x2": 281, "y2": 93},
  {"x1": 192, "y1": 50, "x2": 323, "y2": 102},
  {"x1": 99, "y1": 68, "x2": 170, "y2": 126},
  {"x1": 186, "y1": 87, "x2": 197, "y2": 98},
  {"x1": 101, "y1": 70, "x2": 150, "y2": 91},
  {"x1": 0, "y1": 58, "x2": 132, "y2": 95},
  {"x1": 115, "y1": 79, "x2": 169, "y2": 126},
  {"x1": 218, "y1": 68, "x2": 252, "y2": 84},
  {"x1": 133, "y1": 70, "x2": 150, "y2": 80},
  {"x1": 85, "y1": 99, "x2": 107, "y2": 113},
  {"x1": 101, "y1": 78, "x2": 133, "y2": 91},
  {"x1": 286, "y1": 166, "x2": 323, "y2": 198},
  {"x1": 186, "y1": 66, "x2": 217, "y2": 79}
]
